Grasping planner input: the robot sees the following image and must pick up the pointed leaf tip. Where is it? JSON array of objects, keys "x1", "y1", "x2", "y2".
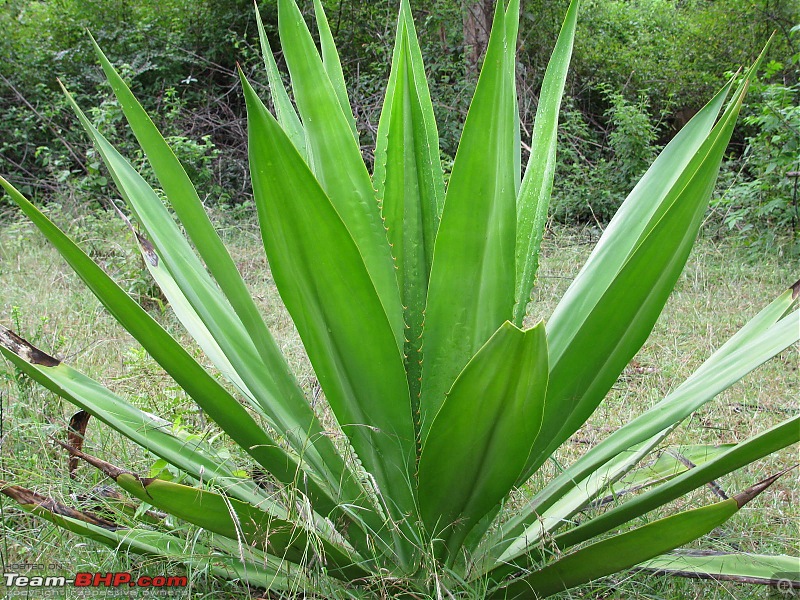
[{"x1": 734, "y1": 466, "x2": 798, "y2": 509}]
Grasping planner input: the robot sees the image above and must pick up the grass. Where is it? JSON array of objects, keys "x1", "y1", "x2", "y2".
[{"x1": 0, "y1": 206, "x2": 797, "y2": 599}]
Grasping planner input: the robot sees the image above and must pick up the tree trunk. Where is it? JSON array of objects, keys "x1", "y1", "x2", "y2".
[{"x1": 462, "y1": 0, "x2": 493, "y2": 76}]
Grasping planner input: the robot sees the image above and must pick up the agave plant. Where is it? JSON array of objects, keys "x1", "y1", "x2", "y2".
[{"x1": 0, "y1": 0, "x2": 798, "y2": 597}]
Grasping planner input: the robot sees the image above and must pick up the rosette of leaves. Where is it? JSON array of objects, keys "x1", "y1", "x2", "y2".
[{"x1": 1, "y1": 0, "x2": 798, "y2": 597}]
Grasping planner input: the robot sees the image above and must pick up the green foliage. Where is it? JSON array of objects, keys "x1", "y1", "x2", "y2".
[
  {"x1": 0, "y1": 1, "x2": 798, "y2": 598},
  {"x1": 552, "y1": 90, "x2": 660, "y2": 223},
  {"x1": 712, "y1": 56, "x2": 800, "y2": 254}
]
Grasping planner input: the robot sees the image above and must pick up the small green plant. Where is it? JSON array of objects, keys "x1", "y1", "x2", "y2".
[{"x1": 0, "y1": 0, "x2": 798, "y2": 597}]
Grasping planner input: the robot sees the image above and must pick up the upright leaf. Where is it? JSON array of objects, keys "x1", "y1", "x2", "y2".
[
  {"x1": 242, "y1": 74, "x2": 417, "y2": 550},
  {"x1": 513, "y1": 0, "x2": 580, "y2": 325},
  {"x1": 373, "y1": 0, "x2": 446, "y2": 430},
  {"x1": 277, "y1": 0, "x2": 404, "y2": 343},
  {"x1": 521, "y1": 73, "x2": 752, "y2": 479},
  {"x1": 254, "y1": 4, "x2": 307, "y2": 158},
  {"x1": 61, "y1": 81, "x2": 363, "y2": 514},
  {"x1": 418, "y1": 321, "x2": 548, "y2": 560},
  {"x1": 421, "y1": 0, "x2": 519, "y2": 440},
  {"x1": 312, "y1": 0, "x2": 358, "y2": 141}
]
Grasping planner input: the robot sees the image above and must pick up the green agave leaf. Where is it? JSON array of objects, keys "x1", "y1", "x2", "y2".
[
  {"x1": 482, "y1": 430, "x2": 668, "y2": 574},
  {"x1": 493, "y1": 473, "x2": 785, "y2": 598},
  {"x1": 254, "y1": 3, "x2": 307, "y2": 158},
  {"x1": 0, "y1": 325, "x2": 299, "y2": 512},
  {"x1": 0, "y1": 484, "x2": 296, "y2": 591},
  {"x1": 421, "y1": 0, "x2": 520, "y2": 441},
  {"x1": 276, "y1": 0, "x2": 404, "y2": 344},
  {"x1": 506, "y1": 0, "x2": 522, "y2": 191},
  {"x1": 521, "y1": 71, "x2": 753, "y2": 480},
  {"x1": 0, "y1": 179, "x2": 325, "y2": 507},
  {"x1": 418, "y1": 321, "x2": 547, "y2": 560},
  {"x1": 513, "y1": 0, "x2": 580, "y2": 325},
  {"x1": 60, "y1": 82, "x2": 368, "y2": 515},
  {"x1": 311, "y1": 0, "x2": 358, "y2": 141},
  {"x1": 61, "y1": 445, "x2": 366, "y2": 580},
  {"x1": 636, "y1": 552, "x2": 800, "y2": 586},
  {"x1": 241, "y1": 73, "x2": 417, "y2": 546},
  {"x1": 91, "y1": 40, "x2": 307, "y2": 422},
  {"x1": 485, "y1": 289, "x2": 799, "y2": 565},
  {"x1": 373, "y1": 0, "x2": 446, "y2": 423},
  {"x1": 552, "y1": 415, "x2": 800, "y2": 552}
]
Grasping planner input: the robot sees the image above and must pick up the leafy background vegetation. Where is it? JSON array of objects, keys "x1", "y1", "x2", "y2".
[
  {"x1": 0, "y1": 0, "x2": 798, "y2": 598},
  {"x1": 1, "y1": 0, "x2": 798, "y2": 247}
]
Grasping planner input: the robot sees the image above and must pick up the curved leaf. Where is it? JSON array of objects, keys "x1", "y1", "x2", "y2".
[
  {"x1": 513, "y1": 0, "x2": 580, "y2": 325},
  {"x1": 241, "y1": 73, "x2": 417, "y2": 540},
  {"x1": 418, "y1": 320, "x2": 548, "y2": 560},
  {"x1": 493, "y1": 474, "x2": 784, "y2": 599},
  {"x1": 277, "y1": 0, "x2": 403, "y2": 343}
]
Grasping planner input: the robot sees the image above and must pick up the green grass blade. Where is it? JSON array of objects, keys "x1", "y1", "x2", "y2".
[
  {"x1": 277, "y1": 0, "x2": 403, "y2": 344},
  {"x1": 513, "y1": 0, "x2": 579, "y2": 325},
  {"x1": 254, "y1": 3, "x2": 307, "y2": 158},
  {"x1": 420, "y1": 0, "x2": 518, "y2": 441},
  {"x1": 522, "y1": 75, "x2": 752, "y2": 480},
  {"x1": 312, "y1": 0, "x2": 358, "y2": 141},
  {"x1": 241, "y1": 73, "x2": 417, "y2": 543},
  {"x1": 636, "y1": 552, "x2": 800, "y2": 586},
  {"x1": 418, "y1": 320, "x2": 547, "y2": 560}
]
